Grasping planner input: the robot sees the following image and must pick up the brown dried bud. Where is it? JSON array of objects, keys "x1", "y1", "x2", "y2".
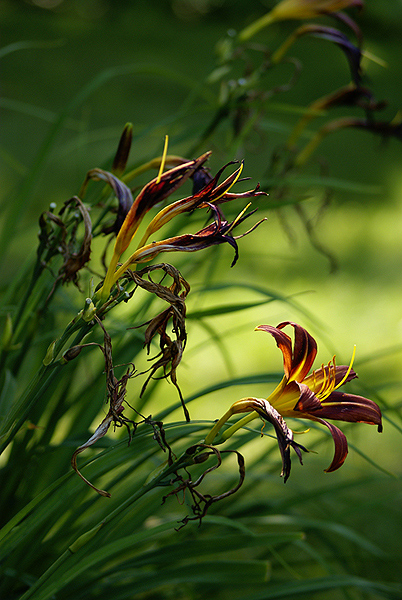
[{"x1": 61, "y1": 345, "x2": 84, "y2": 363}]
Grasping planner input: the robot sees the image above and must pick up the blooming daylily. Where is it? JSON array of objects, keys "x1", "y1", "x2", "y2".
[
  {"x1": 239, "y1": 0, "x2": 363, "y2": 41},
  {"x1": 206, "y1": 321, "x2": 382, "y2": 480}
]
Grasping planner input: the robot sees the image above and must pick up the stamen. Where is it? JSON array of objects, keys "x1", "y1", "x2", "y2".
[
  {"x1": 318, "y1": 347, "x2": 356, "y2": 403},
  {"x1": 328, "y1": 354, "x2": 336, "y2": 386},
  {"x1": 226, "y1": 202, "x2": 251, "y2": 234},
  {"x1": 334, "y1": 345, "x2": 356, "y2": 391},
  {"x1": 214, "y1": 162, "x2": 244, "y2": 203},
  {"x1": 316, "y1": 363, "x2": 327, "y2": 396},
  {"x1": 156, "y1": 135, "x2": 169, "y2": 184}
]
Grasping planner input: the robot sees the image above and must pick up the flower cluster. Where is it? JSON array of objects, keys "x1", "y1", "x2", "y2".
[{"x1": 92, "y1": 151, "x2": 266, "y2": 303}]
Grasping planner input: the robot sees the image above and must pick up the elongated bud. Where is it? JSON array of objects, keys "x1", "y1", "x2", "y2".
[
  {"x1": 112, "y1": 123, "x2": 133, "y2": 176},
  {"x1": 68, "y1": 523, "x2": 104, "y2": 553},
  {"x1": 43, "y1": 340, "x2": 57, "y2": 366},
  {"x1": 144, "y1": 460, "x2": 169, "y2": 485},
  {"x1": 1, "y1": 313, "x2": 13, "y2": 350}
]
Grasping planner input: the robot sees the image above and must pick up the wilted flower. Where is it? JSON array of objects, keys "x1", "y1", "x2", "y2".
[
  {"x1": 272, "y1": 24, "x2": 362, "y2": 84},
  {"x1": 294, "y1": 114, "x2": 402, "y2": 166},
  {"x1": 206, "y1": 321, "x2": 382, "y2": 480},
  {"x1": 287, "y1": 83, "x2": 386, "y2": 148},
  {"x1": 239, "y1": 0, "x2": 363, "y2": 41},
  {"x1": 97, "y1": 157, "x2": 266, "y2": 302},
  {"x1": 119, "y1": 204, "x2": 264, "y2": 268}
]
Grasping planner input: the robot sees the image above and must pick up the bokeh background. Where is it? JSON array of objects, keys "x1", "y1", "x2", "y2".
[{"x1": 2, "y1": 0, "x2": 402, "y2": 596}]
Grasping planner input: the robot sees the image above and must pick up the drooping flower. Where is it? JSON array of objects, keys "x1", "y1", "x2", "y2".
[
  {"x1": 239, "y1": 0, "x2": 363, "y2": 41},
  {"x1": 97, "y1": 157, "x2": 266, "y2": 302},
  {"x1": 120, "y1": 204, "x2": 264, "y2": 268},
  {"x1": 294, "y1": 114, "x2": 402, "y2": 166},
  {"x1": 287, "y1": 83, "x2": 386, "y2": 149},
  {"x1": 271, "y1": 24, "x2": 362, "y2": 84},
  {"x1": 206, "y1": 321, "x2": 382, "y2": 480}
]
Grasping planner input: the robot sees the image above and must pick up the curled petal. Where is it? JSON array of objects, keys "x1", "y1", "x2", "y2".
[
  {"x1": 277, "y1": 321, "x2": 317, "y2": 382},
  {"x1": 199, "y1": 161, "x2": 244, "y2": 203},
  {"x1": 292, "y1": 385, "x2": 348, "y2": 471},
  {"x1": 255, "y1": 325, "x2": 293, "y2": 378},
  {"x1": 316, "y1": 418, "x2": 349, "y2": 473},
  {"x1": 83, "y1": 168, "x2": 133, "y2": 236},
  {"x1": 302, "y1": 25, "x2": 362, "y2": 84},
  {"x1": 217, "y1": 183, "x2": 267, "y2": 205},
  {"x1": 253, "y1": 399, "x2": 308, "y2": 482},
  {"x1": 256, "y1": 323, "x2": 317, "y2": 382}
]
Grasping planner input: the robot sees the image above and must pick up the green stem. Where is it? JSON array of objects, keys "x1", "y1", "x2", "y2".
[
  {"x1": 220, "y1": 411, "x2": 259, "y2": 441},
  {"x1": 0, "y1": 318, "x2": 94, "y2": 454},
  {"x1": 237, "y1": 13, "x2": 275, "y2": 42},
  {"x1": 204, "y1": 407, "x2": 234, "y2": 445}
]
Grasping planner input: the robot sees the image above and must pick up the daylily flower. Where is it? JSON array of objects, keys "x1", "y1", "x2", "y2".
[
  {"x1": 121, "y1": 204, "x2": 264, "y2": 268},
  {"x1": 239, "y1": 0, "x2": 363, "y2": 41},
  {"x1": 206, "y1": 321, "x2": 382, "y2": 480},
  {"x1": 98, "y1": 153, "x2": 211, "y2": 299},
  {"x1": 97, "y1": 158, "x2": 266, "y2": 302}
]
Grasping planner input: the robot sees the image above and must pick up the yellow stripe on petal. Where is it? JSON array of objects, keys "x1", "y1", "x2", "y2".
[{"x1": 266, "y1": 376, "x2": 299, "y2": 416}]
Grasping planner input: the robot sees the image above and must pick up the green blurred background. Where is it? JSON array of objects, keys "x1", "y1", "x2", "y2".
[{"x1": 1, "y1": 0, "x2": 402, "y2": 592}]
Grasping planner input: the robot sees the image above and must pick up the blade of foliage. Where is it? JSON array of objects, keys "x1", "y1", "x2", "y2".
[
  {"x1": 244, "y1": 576, "x2": 401, "y2": 600},
  {"x1": 248, "y1": 515, "x2": 385, "y2": 558}
]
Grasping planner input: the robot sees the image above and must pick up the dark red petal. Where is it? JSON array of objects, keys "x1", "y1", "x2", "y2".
[
  {"x1": 255, "y1": 325, "x2": 293, "y2": 379},
  {"x1": 294, "y1": 382, "x2": 322, "y2": 412},
  {"x1": 133, "y1": 153, "x2": 211, "y2": 224},
  {"x1": 316, "y1": 391, "x2": 383, "y2": 430},
  {"x1": 294, "y1": 385, "x2": 382, "y2": 431},
  {"x1": 277, "y1": 322, "x2": 317, "y2": 382},
  {"x1": 315, "y1": 418, "x2": 349, "y2": 473}
]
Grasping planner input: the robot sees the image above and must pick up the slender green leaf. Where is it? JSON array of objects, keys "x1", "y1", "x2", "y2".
[{"x1": 245, "y1": 576, "x2": 401, "y2": 600}]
